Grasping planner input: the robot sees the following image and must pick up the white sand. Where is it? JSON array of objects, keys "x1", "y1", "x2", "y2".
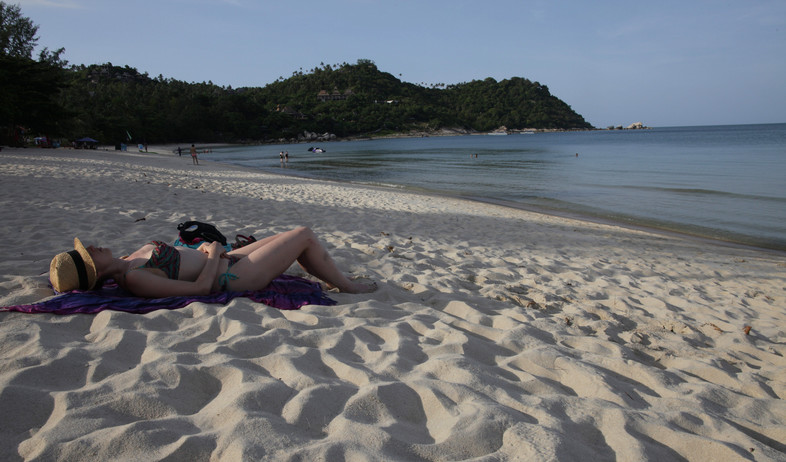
[{"x1": 1, "y1": 147, "x2": 784, "y2": 461}]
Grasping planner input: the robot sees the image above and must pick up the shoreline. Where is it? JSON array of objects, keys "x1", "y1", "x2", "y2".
[
  {"x1": 1, "y1": 147, "x2": 784, "y2": 460},
  {"x1": 253, "y1": 163, "x2": 786, "y2": 255},
  {"x1": 145, "y1": 143, "x2": 786, "y2": 254},
  {"x1": 465, "y1": 194, "x2": 786, "y2": 255}
]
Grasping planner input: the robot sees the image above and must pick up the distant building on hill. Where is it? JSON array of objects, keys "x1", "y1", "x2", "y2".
[
  {"x1": 275, "y1": 105, "x2": 307, "y2": 119},
  {"x1": 317, "y1": 88, "x2": 354, "y2": 102}
]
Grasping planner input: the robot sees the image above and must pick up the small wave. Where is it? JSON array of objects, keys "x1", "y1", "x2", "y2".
[{"x1": 592, "y1": 184, "x2": 786, "y2": 203}]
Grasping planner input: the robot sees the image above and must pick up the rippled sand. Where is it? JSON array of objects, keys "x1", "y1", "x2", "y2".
[{"x1": 1, "y1": 147, "x2": 784, "y2": 461}]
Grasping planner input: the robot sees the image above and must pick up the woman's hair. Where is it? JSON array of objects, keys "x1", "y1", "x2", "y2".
[{"x1": 93, "y1": 274, "x2": 110, "y2": 290}]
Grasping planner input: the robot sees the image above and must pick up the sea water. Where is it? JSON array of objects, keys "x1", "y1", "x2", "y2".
[{"x1": 208, "y1": 124, "x2": 786, "y2": 250}]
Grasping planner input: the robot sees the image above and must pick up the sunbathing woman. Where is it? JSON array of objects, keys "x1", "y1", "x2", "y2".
[{"x1": 50, "y1": 226, "x2": 376, "y2": 297}]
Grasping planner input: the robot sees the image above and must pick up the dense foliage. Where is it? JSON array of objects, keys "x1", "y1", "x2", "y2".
[
  {"x1": 54, "y1": 61, "x2": 591, "y2": 144},
  {"x1": 1, "y1": 2, "x2": 592, "y2": 146},
  {"x1": 0, "y1": 1, "x2": 69, "y2": 145},
  {"x1": 56, "y1": 64, "x2": 272, "y2": 145}
]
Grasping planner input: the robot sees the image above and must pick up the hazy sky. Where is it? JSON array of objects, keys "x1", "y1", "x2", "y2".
[{"x1": 14, "y1": 0, "x2": 786, "y2": 128}]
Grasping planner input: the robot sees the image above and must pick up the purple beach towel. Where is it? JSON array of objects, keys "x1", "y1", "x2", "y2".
[{"x1": 1, "y1": 275, "x2": 336, "y2": 315}]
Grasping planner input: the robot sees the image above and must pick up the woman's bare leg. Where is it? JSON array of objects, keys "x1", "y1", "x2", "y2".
[
  {"x1": 226, "y1": 233, "x2": 284, "y2": 257},
  {"x1": 227, "y1": 227, "x2": 376, "y2": 293}
]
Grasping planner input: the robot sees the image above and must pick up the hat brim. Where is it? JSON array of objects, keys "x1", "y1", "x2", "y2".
[{"x1": 73, "y1": 237, "x2": 98, "y2": 290}]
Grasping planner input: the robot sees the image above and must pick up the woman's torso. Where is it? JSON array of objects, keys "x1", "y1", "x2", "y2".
[{"x1": 125, "y1": 243, "x2": 230, "y2": 291}]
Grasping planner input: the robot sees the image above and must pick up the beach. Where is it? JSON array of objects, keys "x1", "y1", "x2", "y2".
[{"x1": 1, "y1": 147, "x2": 784, "y2": 460}]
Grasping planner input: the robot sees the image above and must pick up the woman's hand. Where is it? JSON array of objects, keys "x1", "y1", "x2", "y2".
[{"x1": 199, "y1": 241, "x2": 225, "y2": 258}]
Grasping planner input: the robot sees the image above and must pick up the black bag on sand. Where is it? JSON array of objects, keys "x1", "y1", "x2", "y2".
[{"x1": 177, "y1": 221, "x2": 228, "y2": 246}]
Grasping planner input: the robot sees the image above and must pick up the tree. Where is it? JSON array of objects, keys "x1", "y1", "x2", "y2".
[
  {"x1": 0, "y1": 1, "x2": 37, "y2": 58},
  {"x1": 0, "y1": 1, "x2": 69, "y2": 145}
]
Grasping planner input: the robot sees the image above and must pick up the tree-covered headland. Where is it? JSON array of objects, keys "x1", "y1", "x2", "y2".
[{"x1": 1, "y1": 2, "x2": 592, "y2": 146}]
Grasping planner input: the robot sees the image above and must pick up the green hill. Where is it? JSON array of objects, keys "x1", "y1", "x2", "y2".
[{"x1": 56, "y1": 59, "x2": 592, "y2": 144}]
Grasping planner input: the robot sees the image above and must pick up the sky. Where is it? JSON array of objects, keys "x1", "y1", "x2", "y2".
[{"x1": 13, "y1": 0, "x2": 786, "y2": 128}]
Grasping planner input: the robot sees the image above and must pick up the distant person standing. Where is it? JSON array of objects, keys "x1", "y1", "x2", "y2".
[
  {"x1": 177, "y1": 146, "x2": 182, "y2": 156},
  {"x1": 190, "y1": 144, "x2": 199, "y2": 165}
]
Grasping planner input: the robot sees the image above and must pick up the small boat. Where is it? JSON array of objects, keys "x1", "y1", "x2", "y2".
[{"x1": 308, "y1": 147, "x2": 326, "y2": 153}]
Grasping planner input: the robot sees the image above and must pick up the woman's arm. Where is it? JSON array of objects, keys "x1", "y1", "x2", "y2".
[{"x1": 124, "y1": 242, "x2": 225, "y2": 298}]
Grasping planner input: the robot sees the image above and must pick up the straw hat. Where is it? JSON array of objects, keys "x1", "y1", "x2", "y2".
[{"x1": 49, "y1": 238, "x2": 98, "y2": 292}]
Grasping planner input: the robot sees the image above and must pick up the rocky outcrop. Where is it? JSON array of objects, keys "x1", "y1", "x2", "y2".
[
  {"x1": 606, "y1": 122, "x2": 650, "y2": 130},
  {"x1": 297, "y1": 131, "x2": 337, "y2": 142}
]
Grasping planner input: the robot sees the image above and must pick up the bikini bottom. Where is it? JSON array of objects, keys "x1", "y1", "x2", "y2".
[{"x1": 218, "y1": 255, "x2": 243, "y2": 291}]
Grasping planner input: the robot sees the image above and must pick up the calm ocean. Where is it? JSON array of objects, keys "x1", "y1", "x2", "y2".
[{"x1": 208, "y1": 124, "x2": 786, "y2": 251}]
